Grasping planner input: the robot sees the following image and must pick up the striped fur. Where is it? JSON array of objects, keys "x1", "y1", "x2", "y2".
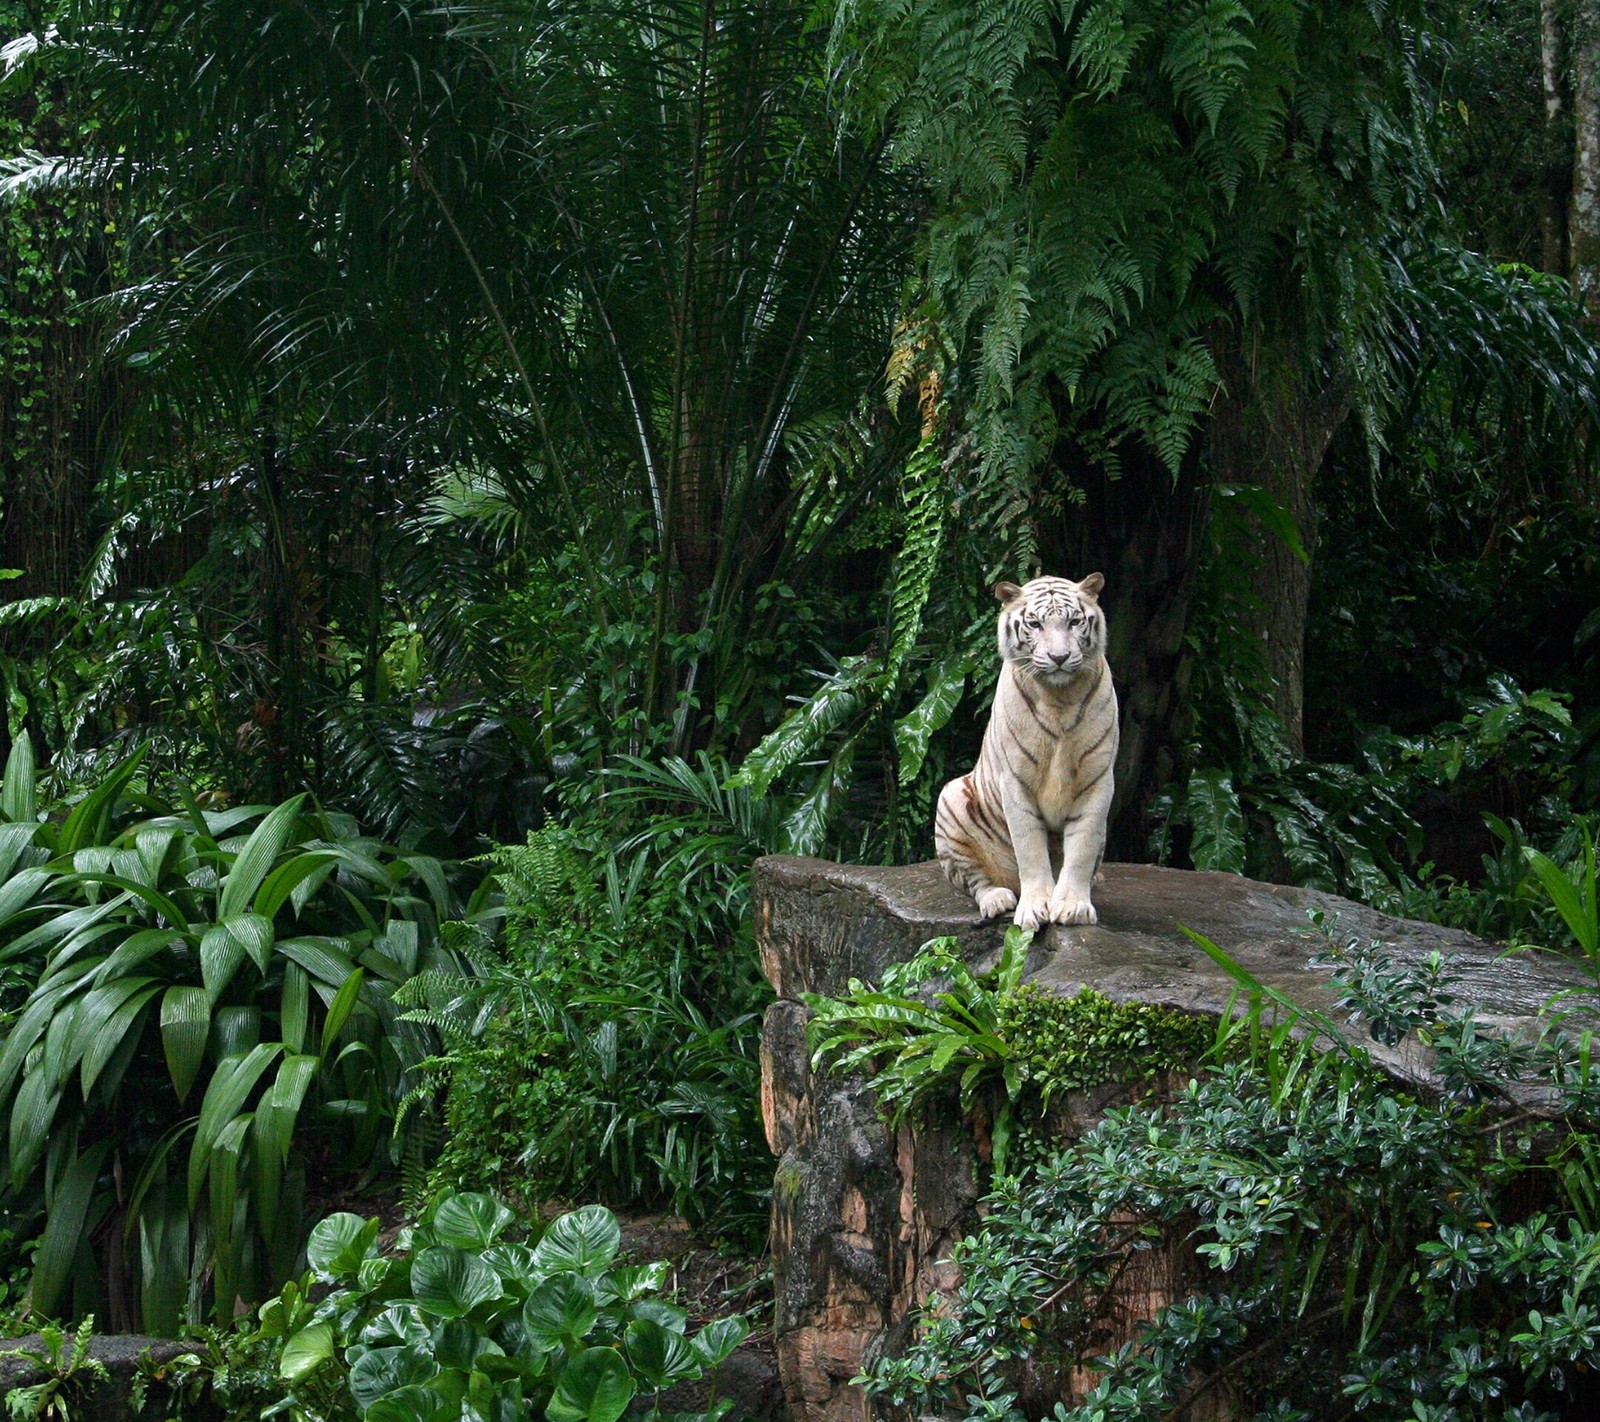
[{"x1": 935, "y1": 574, "x2": 1119, "y2": 928}]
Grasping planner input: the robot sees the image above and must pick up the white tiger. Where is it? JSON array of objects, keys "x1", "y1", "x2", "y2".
[{"x1": 935, "y1": 574, "x2": 1118, "y2": 928}]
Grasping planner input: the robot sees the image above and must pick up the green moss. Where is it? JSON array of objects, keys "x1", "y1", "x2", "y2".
[
  {"x1": 773, "y1": 1158, "x2": 805, "y2": 1204},
  {"x1": 996, "y1": 985, "x2": 1212, "y2": 1096}
]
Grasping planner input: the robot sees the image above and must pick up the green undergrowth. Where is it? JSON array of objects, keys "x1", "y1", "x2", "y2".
[
  {"x1": 998, "y1": 984, "x2": 1215, "y2": 1098},
  {"x1": 863, "y1": 928, "x2": 1600, "y2": 1422},
  {"x1": 805, "y1": 929, "x2": 1212, "y2": 1176},
  {"x1": 400, "y1": 819, "x2": 771, "y2": 1250}
]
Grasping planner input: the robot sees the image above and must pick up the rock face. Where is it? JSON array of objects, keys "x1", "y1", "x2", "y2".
[
  {"x1": 755, "y1": 856, "x2": 1590, "y2": 1422},
  {"x1": 0, "y1": 1335, "x2": 192, "y2": 1422}
]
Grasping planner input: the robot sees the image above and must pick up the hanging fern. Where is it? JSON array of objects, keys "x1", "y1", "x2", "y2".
[{"x1": 835, "y1": 0, "x2": 1442, "y2": 492}]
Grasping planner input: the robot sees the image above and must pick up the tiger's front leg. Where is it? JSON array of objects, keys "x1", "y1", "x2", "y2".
[
  {"x1": 1049, "y1": 775, "x2": 1114, "y2": 925},
  {"x1": 1001, "y1": 781, "x2": 1055, "y2": 930}
]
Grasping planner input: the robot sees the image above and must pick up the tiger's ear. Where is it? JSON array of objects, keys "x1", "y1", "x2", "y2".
[
  {"x1": 994, "y1": 582, "x2": 1024, "y2": 604},
  {"x1": 1076, "y1": 572, "x2": 1105, "y2": 599}
]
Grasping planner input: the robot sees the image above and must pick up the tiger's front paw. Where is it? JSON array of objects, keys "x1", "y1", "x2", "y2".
[
  {"x1": 1013, "y1": 889, "x2": 1052, "y2": 930},
  {"x1": 1048, "y1": 889, "x2": 1098, "y2": 925},
  {"x1": 975, "y1": 886, "x2": 1017, "y2": 920}
]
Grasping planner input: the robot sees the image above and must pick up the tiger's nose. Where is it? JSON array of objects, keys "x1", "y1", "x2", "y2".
[{"x1": 1048, "y1": 650, "x2": 1072, "y2": 667}]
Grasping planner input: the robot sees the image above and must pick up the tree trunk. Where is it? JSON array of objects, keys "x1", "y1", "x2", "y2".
[
  {"x1": 1572, "y1": 0, "x2": 1600, "y2": 321},
  {"x1": 1206, "y1": 333, "x2": 1351, "y2": 759},
  {"x1": 1543, "y1": 0, "x2": 1573, "y2": 275},
  {"x1": 1039, "y1": 436, "x2": 1212, "y2": 862}
]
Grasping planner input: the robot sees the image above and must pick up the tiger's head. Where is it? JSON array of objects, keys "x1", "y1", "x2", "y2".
[{"x1": 994, "y1": 574, "x2": 1107, "y2": 686}]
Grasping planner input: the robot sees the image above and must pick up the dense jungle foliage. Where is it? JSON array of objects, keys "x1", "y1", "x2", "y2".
[{"x1": 1, "y1": 0, "x2": 1599, "y2": 1416}]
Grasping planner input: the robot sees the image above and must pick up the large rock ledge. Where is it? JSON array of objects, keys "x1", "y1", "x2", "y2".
[{"x1": 755, "y1": 856, "x2": 1590, "y2": 1422}]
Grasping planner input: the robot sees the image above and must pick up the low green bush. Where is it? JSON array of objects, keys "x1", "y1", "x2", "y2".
[
  {"x1": 404, "y1": 804, "x2": 771, "y2": 1248},
  {"x1": 863, "y1": 931, "x2": 1600, "y2": 1422},
  {"x1": 263, "y1": 1192, "x2": 748, "y2": 1422},
  {"x1": 0, "y1": 734, "x2": 484, "y2": 1330},
  {"x1": 805, "y1": 929, "x2": 1212, "y2": 1177}
]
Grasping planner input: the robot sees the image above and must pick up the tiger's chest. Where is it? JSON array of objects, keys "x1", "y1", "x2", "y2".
[
  {"x1": 994, "y1": 667, "x2": 1113, "y2": 827},
  {"x1": 1032, "y1": 734, "x2": 1091, "y2": 826}
]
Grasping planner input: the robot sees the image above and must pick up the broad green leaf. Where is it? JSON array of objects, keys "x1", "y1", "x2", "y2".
[
  {"x1": 400, "y1": 854, "x2": 453, "y2": 919},
  {"x1": 361, "y1": 1305, "x2": 432, "y2": 1350},
  {"x1": 53, "y1": 976, "x2": 148, "y2": 1085},
  {"x1": 432, "y1": 1193, "x2": 515, "y2": 1251},
  {"x1": 280, "y1": 961, "x2": 309, "y2": 1053},
  {"x1": 483, "y1": 1244, "x2": 542, "y2": 1292},
  {"x1": 690, "y1": 1315, "x2": 749, "y2": 1367},
  {"x1": 1525, "y1": 847, "x2": 1599, "y2": 957},
  {"x1": 137, "y1": 1175, "x2": 189, "y2": 1337},
  {"x1": 2, "y1": 730, "x2": 36, "y2": 822},
  {"x1": 780, "y1": 733, "x2": 859, "y2": 858},
  {"x1": 253, "y1": 848, "x2": 337, "y2": 921},
  {"x1": 433, "y1": 1317, "x2": 503, "y2": 1372},
  {"x1": 201, "y1": 804, "x2": 276, "y2": 837},
  {"x1": 366, "y1": 1384, "x2": 452, "y2": 1422},
  {"x1": 159, "y1": 986, "x2": 211, "y2": 1103},
  {"x1": 233, "y1": 912, "x2": 276, "y2": 973},
  {"x1": 210, "y1": 1004, "x2": 262, "y2": 1061},
  {"x1": 31, "y1": 1140, "x2": 111, "y2": 1317},
  {"x1": 251, "y1": 1052, "x2": 319, "y2": 1230},
  {"x1": 319, "y1": 966, "x2": 365, "y2": 1061},
  {"x1": 607, "y1": 1262, "x2": 670, "y2": 1301},
  {"x1": 532, "y1": 1205, "x2": 621, "y2": 1277},
  {"x1": 729, "y1": 655, "x2": 875, "y2": 798},
  {"x1": 91, "y1": 927, "x2": 186, "y2": 986},
  {"x1": 893, "y1": 656, "x2": 969, "y2": 786},
  {"x1": 278, "y1": 935, "x2": 360, "y2": 988},
  {"x1": 12, "y1": 900, "x2": 127, "y2": 973},
  {"x1": 413, "y1": 1245, "x2": 503, "y2": 1319},
  {"x1": 0, "y1": 979, "x2": 77, "y2": 1105},
  {"x1": 0, "y1": 827, "x2": 44, "y2": 886},
  {"x1": 350, "y1": 1346, "x2": 439, "y2": 1409},
  {"x1": 210, "y1": 1113, "x2": 250, "y2": 1318},
  {"x1": 306, "y1": 1212, "x2": 379, "y2": 1279},
  {"x1": 1268, "y1": 807, "x2": 1338, "y2": 893},
  {"x1": 1186, "y1": 769, "x2": 1246, "y2": 874},
  {"x1": 257, "y1": 1053, "x2": 319, "y2": 1166},
  {"x1": 80, "y1": 980, "x2": 161, "y2": 1096},
  {"x1": 65, "y1": 873, "x2": 188, "y2": 930},
  {"x1": 9, "y1": 1068, "x2": 62, "y2": 1186},
  {"x1": 187, "y1": 1042, "x2": 282, "y2": 1209},
  {"x1": 357, "y1": 942, "x2": 411, "y2": 985},
  {"x1": 218, "y1": 794, "x2": 306, "y2": 920},
  {"x1": 372, "y1": 919, "x2": 420, "y2": 975},
  {"x1": 57, "y1": 745, "x2": 145, "y2": 855},
  {"x1": 522, "y1": 1273, "x2": 597, "y2": 1347},
  {"x1": 200, "y1": 914, "x2": 274, "y2": 1001},
  {"x1": 625, "y1": 1318, "x2": 700, "y2": 1387},
  {"x1": 279, "y1": 1322, "x2": 335, "y2": 1381},
  {"x1": 546, "y1": 1346, "x2": 635, "y2": 1422},
  {"x1": 133, "y1": 825, "x2": 179, "y2": 884}
]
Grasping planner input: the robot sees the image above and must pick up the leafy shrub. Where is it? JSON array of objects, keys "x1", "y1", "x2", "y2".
[
  {"x1": 806, "y1": 929, "x2": 1211, "y2": 1177},
  {"x1": 263, "y1": 1192, "x2": 748, "y2": 1422},
  {"x1": 1522, "y1": 828, "x2": 1599, "y2": 976},
  {"x1": 1157, "y1": 667, "x2": 1596, "y2": 942},
  {"x1": 407, "y1": 803, "x2": 770, "y2": 1248},
  {"x1": 863, "y1": 931, "x2": 1600, "y2": 1422},
  {"x1": 997, "y1": 985, "x2": 1214, "y2": 1098},
  {"x1": 0, "y1": 734, "x2": 479, "y2": 1330}
]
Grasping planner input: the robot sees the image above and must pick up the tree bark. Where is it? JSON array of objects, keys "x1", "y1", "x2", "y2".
[
  {"x1": 1039, "y1": 436, "x2": 1212, "y2": 862},
  {"x1": 1543, "y1": 0, "x2": 1573, "y2": 275},
  {"x1": 1205, "y1": 333, "x2": 1350, "y2": 759},
  {"x1": 1572, "y1": 0, "x2": 1600, "y2": 321}
]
